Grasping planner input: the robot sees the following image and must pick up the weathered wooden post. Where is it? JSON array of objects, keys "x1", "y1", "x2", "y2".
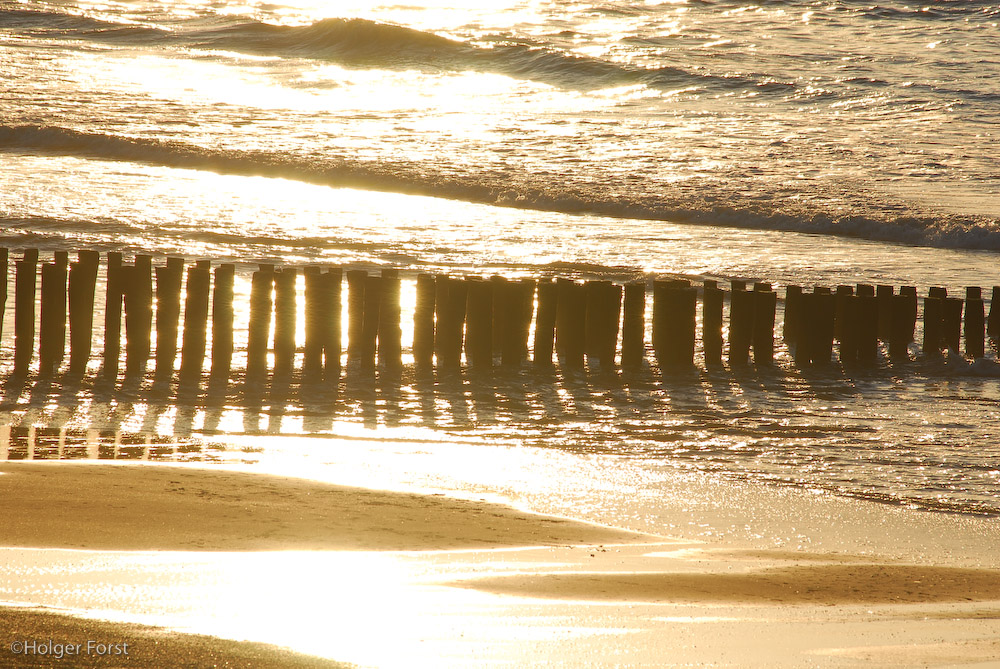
[
  {"x1": 346, "y1": 269, "x2": 367, "y2": 369},
  {"x1": 584, "y1": 280, "x2": 606, "y2": 364},
  {"x1": 101, "y1": 252, "x2": 124, "y2": 380},
  {"x1": 856, "y1": 284, "x2": 879, "y2": 365},
  {"x1": 665, "y1": 280, "x2": 696, "y2": 369},
  {"x1": 889, "y1": 287, "x2": 917, "y2": 362},
  {"x1": 555, "y1": 278, "x2": 573, "y2": 363},
  {"x1": 444, "y1": 277, "x2": 468, "y2": 370},
  {"x1": 412, "y1": 273, "x2": 436, "y2": 371},
  {"x1": 13, "y1": 250, "x2": 37, "y2": 374},
  {"x1": 834, "y1": 285, "x2": 857, "y2": 365},
  {"x1": 124, "y1": 255, "x2": 153, "y2": 379},
  {"x1": 728, "y1": 281, "x2": 753, "y2": 367},
  {"x1": 802, "y1": 287, "x2": 836, "y2": 366},
  {"x1": 651, "y1": 280, "x2": 665, "y2": 363},
  {"x1": 752, "y1": 282, "x2": 775, "y2": 366},
  {"x1": 378, "y1": 268, "x2": 402, "y2": 376},
  {"x1": 783, "y1": 285, "x2": 802, "y2": 352},
  {"x1": 272, "y1": 267, "x2": 297, "y2": 379},
  {"x1": 794, "y1": 290, "x2": 815, "y2": 366},
  {"x1": 490, "y1": 275, "x2": 509, "y2": 362},
  {"x1": 876, "y1": 284, "x2": 894, "y2": 342},
  {"x1": 988, "y1": 286, "x2": 1000, "y2": 341},
  {"x1": 923, "y1": 287, "x2": 946, "y2": 358},
  {"x1": 302, "y1": 266, "x2": 323, "y2": 381},
  {"x1": 68, "y1": 250, "x2": 99, "y2": 376},
  {"x1": 0, "y1": 249, "x2": 7, "y2": 346},
  {"x1": 964, "y1": 287, "x2": 985, "y2": 359},
  {"x1": 599, "y1": 282, "x2": 622, "y2": 369},
  {"x1": 465, "y1": 277, "x2": 493, "y2": 371},
  {"x1": 510, "y1": 278, "x2": 536, "y2": 367},
  {"x1": 621, "y1": 280, "x2": 645, "y2": 370},
  {"x1": 209, "y1": 263, "x2": 235, "y2": 382},
  {"x1": 361, "y1": 272, "x2": 382, "y2": 371},
  {"x1": 533, "y1": 278, "x2": 557, "y2": 368},
  {"x1": 702, "y1": 280, "x2": 724, "y2": 368},
  {"x1": 556, "y1": 278, "x2": 585, "y2": 369},
  {"x1": 153, "y1": 257, "x2": 184, "y2": 384},
  {"x1": 323, "y1": 268, "x2": 343, "y2": 383},
  {"x1": 246, "y1": 264, "x2": 274, "y2": 382},
  {"x1": 942, "y1": 296, "x2": 964, "y2": 353},
  {"x1": 179, "y1": 261, "x2": 212, "y2": 385},
  {"x1": 38, "y1": 251, "x2": 68, "y2": 376}
]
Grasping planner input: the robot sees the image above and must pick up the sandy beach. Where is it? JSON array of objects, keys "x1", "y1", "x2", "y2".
[{"x1": 1, "y1": 461, "x2": 999, "y2": 668}]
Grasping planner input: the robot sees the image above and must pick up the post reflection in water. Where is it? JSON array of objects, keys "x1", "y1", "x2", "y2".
[{"x1": 0, "y1": 360, "x2": 999, "y2": 517}]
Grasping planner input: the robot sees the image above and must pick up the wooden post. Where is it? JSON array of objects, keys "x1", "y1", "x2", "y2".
[
  {"x1": 834, "y1": 285, "x2": 857, "y2": 365},
  {"x1": 323, "y1": 268, "x2": 343, "y2": 383},
  {"x1": 346, "y1": 270, "x2": 367, "y2": 369},
  {"x1": 651, "y1": 280, "x2": 665, "y2": 363},
  {"x1": 272, "y1": 268, "x2": 297, "y2": 379},
  {"x1": 964, "y1": 287, "x2": 985, "y2": 359},
  {"x1": 599, "y1": 282, "x2": 622, "y2": 369},
  {"x1": 533, "y1": 278, "x2": 556, "y2": 368},
  {"x1": 445, "y1": 277, "x2": 468, "y2": 369},
  {"x1": 14, "y1": 249, "x2": 39, "y2": 375},
  {"x1": 803, "y1": 287, "x2": 836, "y2": 366},
  {"x1": 490, "y1": 275, "x2": 508, "y2": 362},
  {"x1": 621, "y1": 280, "x2": 645, "y2": 369},
  {"x1": 154, "y1": 257, "x2": 184, "y2": 383},
  {"x1": 889, "y1": 287, "x2": 917, "y2": 362},
  {"x1": 660, "y1": 280, "x2": 696, "y2": 369},
  {"x1": 923, "y1": 287, "x2": 946, "y2": 358},
  {"x1": 556, "y1": 279, "x2": 585, "y2": 369},
  {"x1": 876, "y1": 284, "x2": 894, "y2": 342},
  {"x1": 510, "y1": 279, "x2": 536, "y2": 367},
  {"x1": 0, "y1": 248, "x2": 7, "y2": 346},
  {"x1": 728, "y1": 281, "x2": 753, "y2": 367},
  {"x1": 210, "y1": 263, "x2": 235, "y2": 382},
  {"x1": 783, "y1": 285, "x2": 802, "y2": 350},
  {"x1": 378, "y1": 268, "x2": 402, "y2": 376},
  {"x1": 856, "y1": 284, "x2": 879, "y2": 365},
  {"x1": 179, "y1": 262, "x2": 212, "y2": 385},
  {"x1": 584, "y1": 280, "x2": 606, "y2": 363},
  {"x1": 246, "y1": 264, "x2": 274, "y2": 382},
  {"x1": 703, "y1": 281, "x2": 723, "y2": 368},
  {"x1": 361, "y1": 273, "x2": 381, "y2": 371},
  {"x1": 988, "y1": 286, "x2": 1000, "y2": 341},
  {"x1": 68, "y1": 250, "x2": 99, "y2": 375},
  {"x1": 942, "y1": 297, "x2": 964, "y2": 353},
  {"x1": 102, "y1": 252, "x2": 124, "y2": 380},
  {"x1": 465, "y1": 277, "x2": 493, "y2": 371},
  {"x1": 794, "y1": 290, "x2": 815, "y2": 366},
  {"x1": 413, "y1": 273, "x2": 436, "y2": 370},
  {"x1": 124, "y1": 255, "x2": 153, "y2": 379},
  {"x1": 302, "y1": 267, "x2": 323, "y2": 381},
  {"x1": 38, "y1": 253, "x2": 68, "y2": 376},
  {"x1": 752, "y1": 283, "x2": 775, "y2": 366}
]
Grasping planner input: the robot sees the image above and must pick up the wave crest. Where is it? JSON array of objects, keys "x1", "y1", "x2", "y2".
[{"x1": 2, "y1": 124, "x2": 999, "y2": 252}]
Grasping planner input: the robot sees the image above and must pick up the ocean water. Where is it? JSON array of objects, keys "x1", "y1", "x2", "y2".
[{"x1": 1, "y1": 0, "x2": 999, "y2": 528}]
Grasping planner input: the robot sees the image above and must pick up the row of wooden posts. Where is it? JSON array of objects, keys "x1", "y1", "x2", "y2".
[{"x1": 1, "y1": 249, "x2": 999, "y2": 387}]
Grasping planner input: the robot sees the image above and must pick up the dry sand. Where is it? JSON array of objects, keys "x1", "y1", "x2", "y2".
[{"x1": 2, "y1": 461, "x2": 1000, "y2": 667}]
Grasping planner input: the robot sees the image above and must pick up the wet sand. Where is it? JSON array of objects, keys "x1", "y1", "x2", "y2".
[
  {"x1": 1, "y1": 461, "x2": 1000, "y2": 667},
  {"x1": 0, "y1": 606, "x2": 344, "y2": 668},
  {"x1": 0, "y1": 461, "x2": 639, "y2": 551}
]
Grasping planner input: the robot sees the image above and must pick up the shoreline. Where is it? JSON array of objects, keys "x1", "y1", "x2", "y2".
[{"x1": 1, "y1": 461, "x2": 999, "y2": 667}]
